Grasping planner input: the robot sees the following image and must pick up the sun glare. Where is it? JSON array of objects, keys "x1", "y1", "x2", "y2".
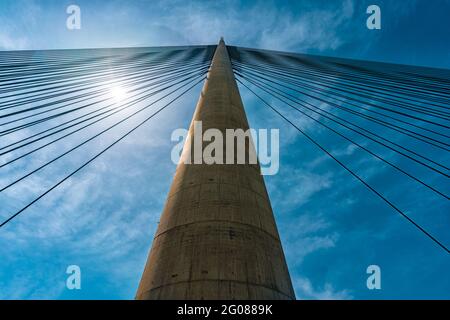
[{"x1": 109, "y1": 85, "x2": 128, "y2": 102}]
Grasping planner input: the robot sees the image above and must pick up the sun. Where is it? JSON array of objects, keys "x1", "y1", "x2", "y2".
[{"x1": 109, "y1": 85, "x2": 128, "y2": 103}]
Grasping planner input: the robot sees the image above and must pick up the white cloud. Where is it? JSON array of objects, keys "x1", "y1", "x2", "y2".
[
  {"x1": 289, "y1": 170, "x2": 332, "y2": 205},
  {"x1": 259, "y1": 0, "x2": 355, "y2": 52},
  {"x1": 294, "y1": 276, "x2": 352, "y2": 300},
  {"x1": 0, "y1": 0, "x2": 360, "y2": 53},
  {"x1": 280, "y1": 212, "x2": 339, "y2": 267},
  {"x1": 146, "y1": 0, "x2": 357, "y2": 52},
  {"x1": 0, "y1": 32, "x2": 28, "y2": 50}
]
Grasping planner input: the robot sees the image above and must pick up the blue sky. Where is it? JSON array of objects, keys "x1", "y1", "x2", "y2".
[{"x1": 0, "y1": 0, "x2": 449, "y2": 299}]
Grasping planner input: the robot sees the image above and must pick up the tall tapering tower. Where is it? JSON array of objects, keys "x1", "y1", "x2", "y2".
[{"x1": 136, "y1": 39, "x2": 295, "y2": 300}]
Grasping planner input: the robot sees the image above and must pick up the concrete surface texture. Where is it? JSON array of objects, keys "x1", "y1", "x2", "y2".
[{"x1": 135, "y1": 39, "x2": 295, "y2": 300}]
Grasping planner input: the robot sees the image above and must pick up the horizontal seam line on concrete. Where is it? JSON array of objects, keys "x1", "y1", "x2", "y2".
[
  {"x1": 155, "y1": 218, "x2": 280, "y2": 242},
  {"x1": 143, "y1": 278, "x2": 294, "y2": 299}
]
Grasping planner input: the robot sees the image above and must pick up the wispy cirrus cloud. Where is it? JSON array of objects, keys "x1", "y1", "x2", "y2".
[
  {"x1": 294, "y1": 276, "x2": 353, "y2": 300},
  {"x1": 0, "y1": 32, "x2": 28, "y2": 50},
  {"x1": 148, "y1": 0, "x2": 358, "y2": 53},
  {"x1": 1, "y1": 0, "x2": 449, "y2": 301}
]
